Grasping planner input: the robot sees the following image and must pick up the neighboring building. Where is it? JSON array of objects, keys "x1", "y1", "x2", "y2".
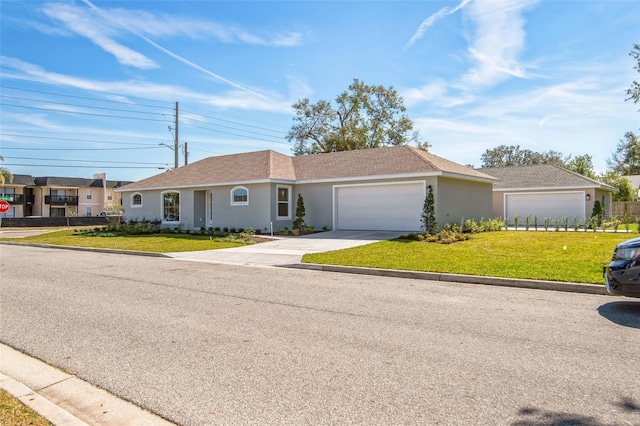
[
  {"x1": 480, "y1": 165, "x2": 618, "y2": 224},
  {"x1": 0, "y1": 174, "x2": 35, "y2": 219},
  {"x1": 117, "y1": 146, "x2": 498, "y2": 232},
  {"x1": 623, "y1": 175, "x2": 640, "y2": 201},
  {"x1": 0, "y1": 173, "x2": 131, "y2": 218}
]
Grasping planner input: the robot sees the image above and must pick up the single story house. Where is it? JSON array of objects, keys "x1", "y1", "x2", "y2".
[
  {"x1": 117, "y1": 146, "x2": 498, "y2": 232},
  {"x1": 479, "y1": 164, "x2": 618, "y2": 224}
]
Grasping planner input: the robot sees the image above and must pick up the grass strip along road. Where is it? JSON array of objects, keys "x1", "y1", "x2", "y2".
[{"x1": 303, "y1": 231, "x2": 636, "y2": 284}]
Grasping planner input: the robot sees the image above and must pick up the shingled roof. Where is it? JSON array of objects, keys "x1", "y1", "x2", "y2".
[
  {"x1": 119, "y1": 146, "x2": 497, "y2": 191},
  {"x1": 479, "y1": 164, "x2": 617, "y2": 191}
]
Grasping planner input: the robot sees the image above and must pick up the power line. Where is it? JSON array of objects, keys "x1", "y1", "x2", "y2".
[
  {"x1": 1, "y1": 146, "x2": 164, "y2": 152},
  {"x1": 181, "y1": 108, "x2": 285, "y2": 134},
  {"x1": 2, "y1": 156, "x2": 168, "y2": 165},
  {"x1": 2, "y1": 103, "x2": 169, "y2": 122},
  {"x1": 181, "y1": 122, "x2": 291, "y2": 145},
  {"x1": 2, "y1": 163, "x2": 166, "y2": 169},
  {"x1": 181, "y1": 116, "x2": 286, "y2": 140},
  {"x1": 0, "y1": 133, "x2": 166, "y2": 146},
  {"x1": 0, "y1": 84, "x2": 170, "y2": 109},
  {"x1": 1, "y1": 94, "x2": 171, "y2": 116}
]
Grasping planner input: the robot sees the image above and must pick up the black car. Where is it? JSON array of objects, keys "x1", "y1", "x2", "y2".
[{"x1": 604, "y1": 237, "x2": 640, "y2": 298}]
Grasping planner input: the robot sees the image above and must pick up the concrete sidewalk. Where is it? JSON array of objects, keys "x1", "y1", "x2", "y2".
[{"x1": 166, "y1": 230, "x2": 404, "y2": 266}]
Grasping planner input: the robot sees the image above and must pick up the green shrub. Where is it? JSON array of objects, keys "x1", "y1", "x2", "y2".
[{"x1": 591, "y1": 200, "x2": 603, "y2": 227}]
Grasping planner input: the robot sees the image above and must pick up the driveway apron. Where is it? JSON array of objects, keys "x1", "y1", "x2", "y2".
[{"x1": 166, "y1": 230, "x2": 403, "y2": 266}]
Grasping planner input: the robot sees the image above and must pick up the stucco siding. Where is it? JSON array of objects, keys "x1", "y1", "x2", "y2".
[
  {"x1": 436, "y1": 178, "x2": 493, "y2": 225},
  {"x1": 123, "y1": 189, "x2": 164, "y2": 222},
  {"x1": 295, "y1": 182, "x2": 335, "y2": 231},
  {"x1": 211, "y1": 183, "x2": 271, "y2": 231}
]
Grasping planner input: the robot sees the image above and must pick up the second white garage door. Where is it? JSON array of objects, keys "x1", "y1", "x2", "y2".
[
  {"x1": 505, "y1": 192, "x2": 586, "y2": 224},
  {"x1": 335, "y1": 182, "x2": 424, "y2": 231}
]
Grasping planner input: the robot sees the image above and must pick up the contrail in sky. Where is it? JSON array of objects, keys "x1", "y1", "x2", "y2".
[
  {"x1": 406, "y1": 0, "x2": 472, "y2": 50},
  {"x1": 80, "y1": 0, "x2": 274, "y2": 104}
]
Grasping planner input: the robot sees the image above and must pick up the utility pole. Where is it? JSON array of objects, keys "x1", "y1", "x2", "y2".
[
  {"x1": 183, "y1": 142, "x2": 189, "y2": 166},
  {"x1": 174, "y1": 101, "x2": 179, "y2": 169}
]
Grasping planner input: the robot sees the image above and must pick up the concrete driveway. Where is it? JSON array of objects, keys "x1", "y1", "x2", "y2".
[{"x1": 166, "y1": 230, "x2": 404, "y2": 267}]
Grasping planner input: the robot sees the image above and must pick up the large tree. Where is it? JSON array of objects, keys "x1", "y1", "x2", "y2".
[
  {"x1": 608, "y1": 131, "x2": 640, "y2": 176},
  {"x1": 287, "y1": 79, "x2": 427, "y2": 156},
  {"x1": 480, "y1": 145, "x2": 566, "y2": 168},
  {"x1": 599, "y1": 171, "x2": 635, "y2": 201},
  {"x1": 565, "y1": 154, "x2": 597, "y2": 179},
  {"x1": 609, "y1": 44, "x2": 640, "y2": 176},
  {"x1": 626, "y1": 44, "x2": 640, "y2": 105}
]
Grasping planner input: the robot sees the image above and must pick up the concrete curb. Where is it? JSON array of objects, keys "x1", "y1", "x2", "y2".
[
  {"x1": 284, "y1": 263, "x2": 609, "y2": 295},
  {"x1": 0, "y1": 344, "x2": 174, "y2": 426},
  {"x1": 0, "y1": 373, "x2": 89, "y2": 426},
  {"x1": 0, "y1": 241, "x2": 170, "y2": 258}
]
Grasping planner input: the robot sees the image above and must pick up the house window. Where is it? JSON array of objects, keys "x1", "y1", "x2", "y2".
[
  {"x1": 162, "y1": 192, "x2": 180, "y2": 221},
  {"x1": 108, "y1": 194, "x2": 113, "y2": 201},
  {"x1": 132, "y1": 193, "x2": 142, "y2": 207},
  {"x1": 231, "y1": 186, "x2": 248, "y2": 205},
  {"x1": 277, "y1": 186, "x2": 291, "y2": 219},
  {"x1": 50, "y1": 207, "x2": 65, "y2": 218},
  {"x1": 86, "y1": 207, "x2": 92, "y2": 217},
  {"x1": 86, "y1": 190, "x2": 92, "y2": 200}
]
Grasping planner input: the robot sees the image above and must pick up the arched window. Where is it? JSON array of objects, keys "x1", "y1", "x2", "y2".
[
  {"x1": 162, "y1": 191, "x2": 180, "y2": 221},
  {"x1": 231, "y1": 186, "x2": 249, "y2": 205},
  {"x1": 131, "y1": 193, "x2": 142, "y2": 207}
]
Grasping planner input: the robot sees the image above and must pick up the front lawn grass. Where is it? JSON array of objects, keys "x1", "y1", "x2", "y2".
[
  {"x1": 0, "y1": 229, "x2": 254, "y2": 252},
  {"x1": 0, "y1": 389, "x2": 52, "y2": 426},
  {"x1": 303, "y1": 231, "x2": 637, "y2": 284}
]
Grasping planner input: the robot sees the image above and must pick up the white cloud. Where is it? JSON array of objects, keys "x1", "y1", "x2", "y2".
[
  {"x1": 41, "y1": 3, "x2": 158, "y2": 69},
  {"x1": 457, "y1": 0, "x2": 540, "y2": 90},
  {"x1": 406, "y1": 0, "x2": 472, "y2": 50},
  {"x1": 411, "y1": 70, "x2": 635, "y2": 172},
  {"x1": 0, "y1": 56, "x2": 291, "y2": 114}
]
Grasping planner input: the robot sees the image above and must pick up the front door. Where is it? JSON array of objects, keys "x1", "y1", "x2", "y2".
[{"x1": 193, "y1": 190, "x2": 206, "y2": 229}]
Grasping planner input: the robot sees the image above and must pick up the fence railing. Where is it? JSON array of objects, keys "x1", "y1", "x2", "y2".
[{"x1": 612, "y1": 201, "x2": 640, "y2": 218}]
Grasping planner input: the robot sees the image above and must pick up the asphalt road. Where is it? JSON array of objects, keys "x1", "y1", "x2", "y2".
[{"x1": 1, "y1": 244, "x2": 639, "y2": 425}]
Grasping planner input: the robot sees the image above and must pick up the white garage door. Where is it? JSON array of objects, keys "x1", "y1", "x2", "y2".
[
  {"x1": 335, "y1": 182, "x2": 424, "y2": 231},
  {"x1": 505, "y1": 192, "x2": 585, "y2": 223}
]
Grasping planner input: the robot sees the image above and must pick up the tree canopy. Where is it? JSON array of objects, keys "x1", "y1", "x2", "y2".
[
  {"x1": 626, "y1": 44, "x2": 640, "y2": 105},
  {"x1": 479, "y1": 145, "x2": 566, "y2": 168},
  {"x1": 0, "y1": 156, "x2": 13, "y2": 186},
  {"x1": 608, "y1": 44, "x2": 640, "y2": 176},
  {"x1": 600, "y1": 171, "x2": 635, "y2": 201},
  {"x1": 565, "y1": 154, "x2": 597, "y2": 179},
  {"x1": 287, "y1": 79, "x2": 428, "y2": 156},
  {"x1": 608, "y1": 131, "x2": 640, "y2": 176}
]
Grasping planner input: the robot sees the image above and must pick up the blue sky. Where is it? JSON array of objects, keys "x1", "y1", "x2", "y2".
[{"x1": 1, "y1": 0, "x2": 639, "y2": 182}]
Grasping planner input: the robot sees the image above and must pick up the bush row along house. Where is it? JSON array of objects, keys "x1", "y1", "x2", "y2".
[{"x1": 0, "y1": 173, "x2": 131, "y2": 218}]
